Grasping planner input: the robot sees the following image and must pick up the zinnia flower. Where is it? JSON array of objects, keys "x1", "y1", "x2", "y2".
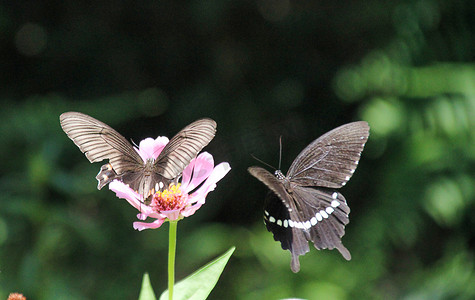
[{"x1": 108, "y1": 136, "x2": 231, "y2": 231}]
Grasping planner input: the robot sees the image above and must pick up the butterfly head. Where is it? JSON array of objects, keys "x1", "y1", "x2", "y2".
[
  {"x1": 274, "y1": 170, "x2": 285, "y2": 180},
  {"x1": 144, "y1": 158, "x2": 155, "y2": 171}
]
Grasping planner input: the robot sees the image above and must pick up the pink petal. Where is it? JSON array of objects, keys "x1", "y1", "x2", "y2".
[
  {"x1": 133, "y1": 218, "x2": 165, "y2": 231},
  {"x1": 109, "y1": 181, "x2": 157, "y2": 216},
  {"x1": 190, "y1": 162, "x2": 231, "y2": 202},
  {"x1": 181, "y1": 202, "x2": 203, "y2": 217},
  {"x1": 137, "y1": 213, "x2": 147, "y2": 220},
  {"x1": 161, "y1": 209, "x2": 182, "y2": 221},
  {"x1": 181, "y1": 152, "x2": 214, "y2": 193},
  {"x1": 109, "y1": 181, "x2": 142, "y2": 209},
  {"x1": 136, "y1": 136, "x2": 169, "y2": 161}
]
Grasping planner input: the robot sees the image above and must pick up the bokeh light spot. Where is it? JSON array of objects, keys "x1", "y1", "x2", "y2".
[{"x1": 15, "y1": 23, "x2": 47, "y2": 56}]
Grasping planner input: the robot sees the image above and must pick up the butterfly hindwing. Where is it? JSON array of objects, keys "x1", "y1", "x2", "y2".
[
  {"x1": 263, "y1": 191, "x2": 309, "y2": 273},
  {"x1": 290, "y1": 185, "x2": 351, "y2": 261}
]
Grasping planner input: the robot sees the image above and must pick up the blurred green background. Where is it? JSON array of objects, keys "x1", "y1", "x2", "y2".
[{"x1": 1, "y1": 1, "x2": 475, "y2": 299}]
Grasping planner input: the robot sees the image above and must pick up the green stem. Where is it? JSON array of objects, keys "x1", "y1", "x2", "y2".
[{"x1": 168, "y1": 220, "x2": 178, "y2": 300}]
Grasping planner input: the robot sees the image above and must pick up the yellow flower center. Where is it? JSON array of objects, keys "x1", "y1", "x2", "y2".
[{"x1": 151, "y1": 183, "x2": 186, "y2": 211}]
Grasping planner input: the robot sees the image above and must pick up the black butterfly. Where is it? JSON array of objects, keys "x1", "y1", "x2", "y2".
[
  {"x1": 248, "y1": 121, "x2": 370, "y2": 272},
  {"x1": 60, "y1": 112, "x2": 216, "y2": 201}
]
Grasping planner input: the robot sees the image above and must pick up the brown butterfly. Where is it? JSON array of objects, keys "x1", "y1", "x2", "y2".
[
  {"x1": 248, "y1": 121, "x2": 370, "y2": 272},
  {"x1": 60, "y1": 112, "x2": 216, "y2": 201}
]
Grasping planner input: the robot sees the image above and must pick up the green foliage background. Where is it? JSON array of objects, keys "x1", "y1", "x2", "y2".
[{"x1": 1, "y1": 1, "x2": 475, "y2": 299}]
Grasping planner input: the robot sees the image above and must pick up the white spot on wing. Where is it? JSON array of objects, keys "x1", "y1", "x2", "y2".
[
  {"x1": 304, "y1": 221, "x2": 311, "y2": 229},
  {"x1": 332, "y1": 192, "x2": 338, "y2": 199},
  {"x1": 316, "y1": 212, "x2": 323, "y2": 221},
  {"x1": 289, "y1": 220, "x2": 294, "y2": 227},
  {"x1": 269, "y1": 216, "x2": 276, "y2": 223},
  {"x1": 277, "y1": 219, "x2": 282, "y2": 226},
  {"x1": 283, "y1": 219, "x2": 288, "y2": 228},
  {"x1": 331, "y1": 200, "x2": 340, "y2": 207},
  {"x1": 264, "y1": 210, "x2": 270, "y2": 216},
  {"x1": 320, "y1": 210, "x2": 329, "y2": 219},
  {"x1": 310, "y1": 217, "x2": 317, "y2": 225},
  {"x1": 326, "y1": 207, "x2": 334, "y2": 214}
]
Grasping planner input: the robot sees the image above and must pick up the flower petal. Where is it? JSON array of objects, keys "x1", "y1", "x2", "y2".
[
  {"x1": 133, "y1": 218, "x2": 166, "y2": 231},
  {"x1": 190, "y1": 162, "x2": 231, "y2": 203},
  {"x1": 109, "y1": 181, "x2": 142, "y2": 209},
  {"x1": 161, "y1": 209, "x2": 182, "y2": 221},
  {"x1": 136, "y1": 136, "x2": 169, "y2": 161},
  {"x1": 109, "y1": 181, "x2": 157, "y2": 216},
  {"x1": 181, "y1": 152, "x2": 215, "y2": 193},
  {"x1": 181, "y1": 202, "x2": 203, "y2": 217}
]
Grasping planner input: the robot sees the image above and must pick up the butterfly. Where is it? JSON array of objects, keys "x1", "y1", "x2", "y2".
[
  {"x1": 60, "y1": 112, "x2": 216, "y2": 202},
  {"x1": 248, "y1": 121, "x2": 370, "y2": 272}
]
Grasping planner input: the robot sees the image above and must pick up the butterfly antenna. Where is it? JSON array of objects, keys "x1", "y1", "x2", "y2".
[
  {"x1": 131, "y1": 139, "x2": 139, "y2": 148},
  {"x1": 251, "y1": 154, "x2": 276, "y2": 170},
  {"x1": 278, "y1": 135, "x2": 283, "y2": 170}
]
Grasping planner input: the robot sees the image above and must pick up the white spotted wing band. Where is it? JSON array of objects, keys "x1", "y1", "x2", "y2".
[{"x1": 248, "y1": 121, "x2": 370, "y2": 272}]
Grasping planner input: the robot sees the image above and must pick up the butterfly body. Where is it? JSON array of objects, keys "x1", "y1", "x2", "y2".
[
  {"x1": 60, "y1": 112, "x2": 216, "y2": 201},
  {"x1": 274, "y1": 170, "x2": 292, "y2": 192},
  {"x1": 249, "y1": 121, "x2": 369, "y2": 272}
]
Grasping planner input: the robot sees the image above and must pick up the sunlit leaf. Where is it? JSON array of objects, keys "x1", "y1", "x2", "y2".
[
  {"x1": 138, "y1": 273, "x2": 157, "y2": 300},
  {"x1": 160, "y1": 247, "x2": 235, "y2": 300}
]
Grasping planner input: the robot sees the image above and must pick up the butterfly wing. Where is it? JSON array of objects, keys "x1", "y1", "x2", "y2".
[
  {"x1": 153, "y1": 118, "x2": 217, "y2": 181},
  {"x1": 248, "y1": 166, "x2": 307, "y2": 272},
  {"x1": 249, "y1": 166, "x2": 352, "y2": 272},
  {"x1": 263, "y1": 191, "x2": 310, "y2": 273},
  {"x1": 60, "y1": 112, "x2": 144, "y2": 189},
  {"x1": 290, "y1": 185, "x2": 351, "y2": 260},
  {"x1": 287, "y1": 121, "x2": 370, "y2": 188}
]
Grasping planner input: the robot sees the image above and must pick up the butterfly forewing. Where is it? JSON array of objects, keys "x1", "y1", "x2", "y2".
[
  {"x1": 154, "y1": 118, "x2": 217, "y2": 180},
  {"x1": 248, "y1": 167, "x2": 292, "y2": 208},
  {"x1": 60, "y1": 112, "x2": 144, "y2": 174},
  {"x1": 287, "y1": 121, "x2": 369, "y2": 188}
]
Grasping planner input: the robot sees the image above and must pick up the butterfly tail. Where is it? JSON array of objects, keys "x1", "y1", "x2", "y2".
[
  {"x1": 336, "y1": 243, "x2": 351, "y2": 260},
  {"x1": 290, "y1": 253, "x2": 301, "y2": 273},
  {"x1": 96, "y1": 163, "x2": 120, "y2": 189}
]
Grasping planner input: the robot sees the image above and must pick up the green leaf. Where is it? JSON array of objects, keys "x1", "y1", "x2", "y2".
[
  {"x1": 160, "y1": 247, "x2": 235, "y2": 300},
  {"x1": 138, "y1": 272, "x2": 157, "y2": 300}
]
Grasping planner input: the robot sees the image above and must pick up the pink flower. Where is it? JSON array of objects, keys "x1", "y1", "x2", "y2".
[{"x1": 108, "y1": 136, "x2": 231, "y2": 231}]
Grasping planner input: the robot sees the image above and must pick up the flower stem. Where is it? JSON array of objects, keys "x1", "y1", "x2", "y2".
[{"x1": 168, "y1": 220, "x2": 178, "y2": 300}]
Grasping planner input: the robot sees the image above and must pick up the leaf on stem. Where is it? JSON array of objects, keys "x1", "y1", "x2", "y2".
[{"x1": 160, "y1": 247, "x2": 236, "y2": 300}]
